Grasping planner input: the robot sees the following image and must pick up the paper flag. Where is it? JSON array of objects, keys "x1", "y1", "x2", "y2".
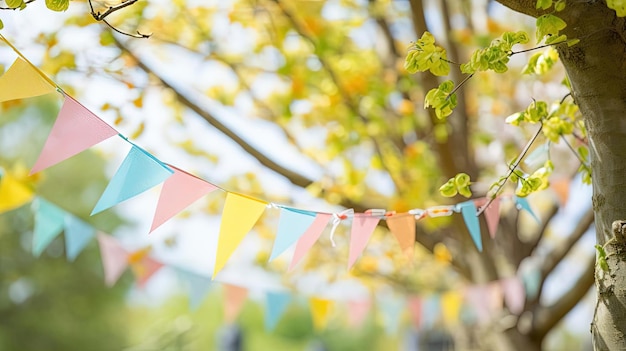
[
  {"x1": 386, "y1": 214, "x2": 416, "y2": 259},
  {"x1": 265, "y1": 291, "x2": 292, "y2": 331},
  {"x1": 378, "y1": 296, "x2": 405, "y2": 335},
  {"x1": 501, "y1": 277, "x2": 526, "y2": 314},
  {"x1": 407, "y1": 296, "x2": 422, "y2": 328},
  {"x1": 213, "y1": 193, "x2": 267, "y2": 278},
  {"x1": 309, "y1": 297, "x2": 333, "y2": 330},
  {"x1": 348, "y1": 215, "x2": 380, "y2": 269},
  {"x1": 0, "y1": 172, "x2": 34, "y2": 214},
  {"x1": 150, "y1": 165, "x2": 218, "y2": 232},
  {"x1": 131, "y1": 255, "x2": 164, "y2": 288},
  {"x1": 514, "y1": 196, "x2": 540, "y2": 223},
  {"x1": 551, "y1": 178, "x2": 571, "y2": 206},
  {"x1": 347, "y1": 298, "x2": 372, "y2": 328},
  {"x1": 97, "y1": 233, "x2": 129, "y2": 287},
  {"x1": 460, "y1": 202, "x2": 482, "y2": 252},
  {"x1": 441, "y1": 291, "x2": 462, "y2": 326},
  {"x1": 32, "y1": 198, "x2": 66, "y2": 256},
  {"x1": 30, "y1": 96, "x2": 118, "y2": 174},
  {"x1": 483, "y1": 197, "x2": 500, "y2": 239},
  {"x1": 64, "y1": 215, "x2": 96, "y2": 261},
  {"x1": 421, "y1": 295, "x2": 440, "y2": 329},
  {"x1": 0, "y1": 58, "x2": 56, "y2": 102},
  {"x1": 465, "y1": 285, "x2": 493, "y2": 323},
  {"x1": 223, "y1": 283, "x2": 248, "y2": 323},
  {"x1": 270, "y1": 208, "x2": 317, "y2": 261},
  {"x1": 289, "y1": 213, "x2": 332, "y2": 270},
  {"x1": 91, "y1": 145, "x2": 174, "y2": 215},
  {"x1": 176, "y1": 268, "x2": 213, "y2": 310}
]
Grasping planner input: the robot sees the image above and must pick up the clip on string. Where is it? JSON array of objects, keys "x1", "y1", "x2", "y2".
[{"x1": 329, "y1": 208, "x2": 354, "y2": 247}]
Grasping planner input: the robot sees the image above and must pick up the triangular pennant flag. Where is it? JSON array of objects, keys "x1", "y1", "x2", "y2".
[
  {"x1": 213, "y1": 193, "x2": 267, "y2": 278},
  {"x1": 464, "y1": 285, "x2": 491, "y2": 324},
  {"x1": 441, "y1": 291, "x2": 462, "y2": 326},
  {"x1": 309, "y1": 297, "x2": 333, "y2": 330},
  {"x1": 501, "y1": 277, "x2": 526, "y2": 314},
  {"x1": 0, "y1": 58, "x2": 56, "y2": 102},
  {"x1": 347, "y1": 298, "x2": 372, "y2": 328},
  {"x1": 265, "y1": 291, "x2": 292, "y2": 331},
  {"x1": 289, "y1": 213, "x2": 332, "y2": 271},
  {"x1": 484, "y1": 198, "x2": 500, "y2": 239},
  {"x1": 421, "y1": 295, "x2": 441, "y2": 329},
  {"x1": 551, "y1": 178, "x2": 570, "y2": 206},
  {"x1": 460, "y1": 201, "x2": 482, "y2": 252},
  {"x1": 150, "y1": 165, "x2": 218, "y2": 232},
  {"x1": 30, "y1": 96, "x2": 118, "y2": 174},
  {"x1": 348, "y1": 215, "x2": 380, "y2": 269},
  {"x1": 131, "y1": 255, "x2": 164, "y2": 288},
  {"x1": 514, "y1": 196, "x2": 540, "y2": 223},
  {"x1": 378, "y1": 295, "x2": 405, "y2": 335},
  {"x1": 223, "y1": 284, "x2": 249, "y2": 324},
  {"x1": 407, "y1": 296, "x2": 422, "y2": 328},
  {"x1": 64, "y1": 214, "x2": 96, "y2": 261},
  {"x1": 97, "y1": 233, "x2": 129, "y2": 287},
  {"x1": 175, "y1": 268, "x2": 213, "y2": 310},
  {"x1": 270, "y1": 208, "x2": 317, "y2": 261},
  {"x1": 32, "y1": 198, "x2": 66, "y2": 256},
  {"x1": 386, "y1": 214, "x2": 416, "y2": 259},
  {"x1": 0, "y1": 172, "x2": 34, "y2": 214},
  {"x1": 91, "y1": 145, "x2": 174, "y2": 215}
]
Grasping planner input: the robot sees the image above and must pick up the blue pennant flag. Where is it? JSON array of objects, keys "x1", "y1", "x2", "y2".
[
  {"x1": 270, "y1": 207, "x2": 317, "y2": 261},
  {"x1": 460, "y1": 201, "x2": 482, "y2": 252},
  {"x1": 64, "y1": 215, "x2": 96, "y2": 261},
  {"x1": 92, "y1": 145, "x2": 173, "y2": 215},
  {"x1": 176, "y1": 268, "x2": 213, "y2": 310},
  {"x1": 32, "y1": 198, "x2": 66, "y2": 256},
  {"x1": 379, "y1": 295, "x2": 405, "y2": 335},
  {"x1": 265, "y1": 291, "x2": 292, "y2": 331},
  {"x1": 514, "y1": 196, "x2": 540, "y2": 223},
  {"x1": 422, "y1": 295, "x2": 441, "y2": 329}
]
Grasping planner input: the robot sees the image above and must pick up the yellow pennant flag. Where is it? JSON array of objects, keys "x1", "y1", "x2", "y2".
[
  {"x1": 0, "y1": 58, "x2": 56, "y2": 102},
  {"x1": 213, "y1": 193, "x2": 267, "y2": 278},
  {"x1": 441, "y1": 291, "x2": 462, "y2": 326},
  {"x1": 310, "y1": 297, "x2": 333, "y2": 330},
  {"x1": 0, "y1": 172, "x2": 34, "y2": 214}
]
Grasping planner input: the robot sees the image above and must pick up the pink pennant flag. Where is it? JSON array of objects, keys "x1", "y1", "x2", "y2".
[
  {"x1": 288, "y1": 213, "x2": 332, "y2": 271},
  {"x1": 386, "y1": 213, "x2": 416, "y2": 259},
  {"x1": 97, "y1": 233, "x2": 129, "y2": 287},
  {"x1": 150, "y1": 165, "x2": 218, "y2": 232},
  {"x1": 501, "y1": 277, "x2": 525, "y2": 314},
  {"x1": 31, "y1": 96, "x2": 118, "y2": 174},
  {"x1": 407, "y1": 296, "x2": 422, "y2": 328},
  {"x1": 348, "y1": 214, "x2": 380, "y2": 269},
  {"x1": 223, "y1": 283, "x2": 249, "y2": 324},
  {"x1": 476, "y1": 197, "x2": 501, "y2": 239},
  {"x1": 347, "y1": 298, "x2": 372, "y2": 328},
  {"x1": 132, "y1": 256, "x2": 164, "y2": 288},
  {"x1": 465, "y1": 285, "x2": 491, "y2": 323}
]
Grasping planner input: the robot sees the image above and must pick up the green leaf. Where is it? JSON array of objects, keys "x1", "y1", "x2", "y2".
[
  {"x1": 404, "y1": 32, "x2": 450, "y2": 77},
  {"x1": 0, "y1": 19, "x2": 3, "y2": 30},
  {"x1": 439, "y1": 179, "x2": 457, "y2": 197},
  {"x1": 45, "y1": 0, "x2": 69, "y2": 11},
  {"x1": 454, "y1": 173, "x2": 471, "y2": 188},
  {"x1": 607, "y1": 0, "x2": 626, "y2": 17},
  {"x1": 536, "y1": 14, "x2": 567, "y2": 42},
  {"x1": 536, "y1": 0, "x2": 552, "y2": 10},
  {"x1": 5, "y1": 0, "x2": 24, "y2": 9},
  {"x1": 424, "y1": 80, "x2": 457, "y2": 119},
  {"x1": 555, "y1": 0, "x2": 566, "y2": 11}
]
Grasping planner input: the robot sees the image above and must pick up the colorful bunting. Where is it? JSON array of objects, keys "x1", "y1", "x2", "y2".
[
  {"x1": 378, "y1": 295, "x2": 405, "y2": 335},
  {"x1": 348, "y1": 214, "x2": 380, "y2": 269},
  {"x1": 213, "y1": 193, "x2": 267, "y2": 278},
  {"x1": 347, "y1": 298, "x2": 372, "y2": 328},
  {"x1": 223, "y1": 283, "x2": 249, "y2": 323},
  {"x1": 0, "y1": 58, "x2": 56, "y2": 102},
  {"x1": 30, "y1": 96, "x2": 118, "y2": 174},
  {"x1": 0, "y1": 172, "x2": 34, "y2": 214},
  {"x1": 150, "y1": 165, "x2": 218, "y2": 233},
  {"x1": 97, "y1": 233, "x2": 129, "y2": 287},
  {"x1": 421, "y1": 295, "x2": 441, "y2": 329},
  {"x1": 309, "y1": 297, "x2": 333, "y2": 330},
  {"x1": 32, "y1": 198, "x2": 66, "y2": 256},
  {"x1": 91, "y1": 145, "x2": 174, "y2": 215},
  {"x1": 501, "y1": 277, "x2": 526, "y2": 314},
  {"x1": 460, "y1": 201, "x2": 482, "y2": 252},
  {"x1": 64, "y1": 214, "x2": 96, "y2": 261},
  {"x1": 441, "y1": 291, "x2": 462, "y2": 326},
  {"x1": 514, "y1": 196, "x2": 540, "y2": 223},
  {"x1": 407, "y1": 296, "x2": 422, "y2": 328},
  {"x1": 264, "y1": 291, "x2": 292, "y2": 331},
  {"x1": 483, "y1": 197, "x2": 501, "y2": 239},
  {"x1": 131, "y1": 255, "x2": 164, "y2": 288},
  {"x1": 270, "y1": 208, "x2": 317, "y2": 261},
  {"x1": 386, "y1": 214, "x2": 416, "y2": 259},
  {"x1": 175, "y1": 268, "x2": 213, "y2": 310},
  {"x1": 289, "y1": 213, "x2": 332, "y2": 271}
]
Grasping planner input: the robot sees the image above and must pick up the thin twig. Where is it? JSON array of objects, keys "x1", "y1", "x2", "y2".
[
  {"x1": 0, "y1": 0, "x2": 36, "y2": 10},
  {"x1": 446, "y1": 73, "x2": 474, "y2": 101},
  {"x1": 88, "y1": 0, "x2": 150, "y2": 38},
  {"x1": 561, "y1": 135, "x2": 589, "y2": 167}
]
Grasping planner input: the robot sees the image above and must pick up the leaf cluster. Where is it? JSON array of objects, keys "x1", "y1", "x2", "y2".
[{"x1": 404, "y1": 32, "x2": 451, "y2": 77}]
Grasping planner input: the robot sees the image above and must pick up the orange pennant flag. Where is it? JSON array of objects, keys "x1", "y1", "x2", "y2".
[
  {"x1": 223, "y1": 283, "x2": 248, "y2": 324},
  {"x1": 131, "y1": 255, "x2": 164, "y2": 288},
  {"x1": 0, "y1": 58, "x2": 56, "y2": 102},
  {"x1": 213, "y1": 193, "x2": 267, "y2": 278},
  {"x1": 386, "y1": 213, "x2": 416, "y2": 259}
]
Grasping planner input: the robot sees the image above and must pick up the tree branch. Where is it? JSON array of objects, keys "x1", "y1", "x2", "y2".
[{"x1": 494, "y1": 0, "x2": 545, "y2": 18}]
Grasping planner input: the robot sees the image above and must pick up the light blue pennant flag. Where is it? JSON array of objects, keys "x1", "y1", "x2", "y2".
[
  {"x1": 378, "y1": 295, "x2": 405, "y2": 335},
  {"x1": 269, "y1": 207, "x2": 317, "y2": 261},
  {"x1": 64, "y1": 215, "x2": 96, "y2": 261},
  {"x1": 265, "y1": 291, "x2": 292, "y2": 331},
  {"x1": 176, "y1": 268, "x2": 213, "y2": 310},
  {"x1": 460, "y1": 201, "x2": 482, "y2": 252},
  {"x1": 514, "y1": 196, "x2": 540, "y2": 223},
  {"x1": 421, "y1": 295, "x2": 441, "y2": 329},
  {"x1": 32, "y1": 198, "x2": 66, "y2": 256},
  {"x1": 91, "y1": 145, "x2": 173, "y2": 215}
]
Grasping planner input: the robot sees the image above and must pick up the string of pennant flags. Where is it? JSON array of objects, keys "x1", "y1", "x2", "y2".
[{"x1": 0, "y1": 33, "x2": 543, "y2": 331}]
